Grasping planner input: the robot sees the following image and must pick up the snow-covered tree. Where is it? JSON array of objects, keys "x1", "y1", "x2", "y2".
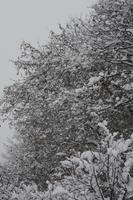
[{"x1": 0, "y1": 0, "x2": 133, "y2": 190}]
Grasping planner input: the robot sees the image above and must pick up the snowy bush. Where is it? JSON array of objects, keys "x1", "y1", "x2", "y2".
[
  {"x1": 5, "y1": 122, "x2": 133, "y2": 199},
  {"x1": 11, "y1": 182, "x2": 45, "y2": 200},
  {"x1": 43, "y1": 122, "x2": 133, "y2": 200}
]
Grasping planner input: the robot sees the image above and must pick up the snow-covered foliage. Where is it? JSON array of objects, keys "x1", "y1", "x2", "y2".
[
  {"x1": 8, "y1": 123, "x2": 133, "y2": 200},
  {"x1": 0, "y1": 0, "x2": 133, "y2": 195},
  {"x1": 41, "y1": 122, "x2": 133, "y2": 200},
  {"x1": 11, "y1": 183, "x2": 45, "y2": 200}
]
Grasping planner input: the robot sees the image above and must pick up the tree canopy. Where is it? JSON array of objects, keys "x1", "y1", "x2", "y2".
[{"x1": 0, "y1": 0, "x2": 133, "y2": 198}]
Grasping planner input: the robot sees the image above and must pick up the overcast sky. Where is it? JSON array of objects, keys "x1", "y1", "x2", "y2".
[{"x1": 0, "y1": 0, "x2": 96, "y2": 157}]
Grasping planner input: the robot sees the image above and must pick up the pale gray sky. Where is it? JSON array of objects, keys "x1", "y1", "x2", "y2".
[{"x1": 0, "y1": 0, "x2": 96, "y2": 157}]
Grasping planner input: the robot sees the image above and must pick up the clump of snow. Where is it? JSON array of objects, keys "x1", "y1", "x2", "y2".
[
  {"x1": 98, "y1": 120, "x2": 109, "y2": 135},
  {"x1": 81, "y1": 151, "x2": 92, "y2": 162},
  {"x1": 56, "y1": 152, "x2": 66, "y2": 156},
  {"x1": 107, "y1": 136, "x2": 132, "y2": 157},
  {"x1": 127, "y1": 28, "x2": 133, "y2": 34},
  {"x1": 52, "y1": 186, "x2": 68, "y2": 195},
  {"x1": 90, "y1": 111, "x2": 98, "y2": 117},
  {"x1": 116, "y1": 96, "x2": 120, "y2": 101},
  {"x1": 75, "y1": 86, "x2": 87, "y2": 93},
  {"x1": 71, "y1": 157, "x2": 83, "y2": 168},
  {"x1": 123, "y1": 82, "x2": 133, "y2": 90},
  {"x1": 81, "y1": 151, "x2": 99, "y2": 162},
  {"x1": 88, "y1": 75, "x2": 102, "y2": 86},
  {"x1": 61, "y1": 160, "x2": 73, "y2": 168},
  {"x1": 99, "y1": 72, "x2": 104, "y2": 76}
]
